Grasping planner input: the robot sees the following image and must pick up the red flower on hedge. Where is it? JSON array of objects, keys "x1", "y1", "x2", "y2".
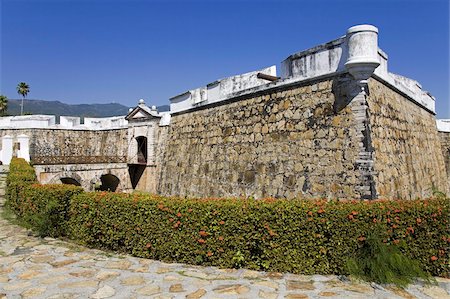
[
  {"x1": 145, "y1": 243, "x2": 151, "y2": 249},
  {"x1": 197, "y1": 238, "x2": 206, "y2": 244},
  {"x1": 207, "y1": 251, "x2": 213, "y2": 257},
  {"x1": 219, "y1": 220, "x2": 225, "y2": 225},
  {"x1": 177, "y1": 212, "x2": 182, "y2": 217},
  {"x1": 199, "y1": 230, "x2": 208, "y2": 237},
  {"x1": 431, "y1": 256, "x2": 438, "y2": 261},
  {"x1": 218, "y1": 236, "x2": 224, "y2": 241}
]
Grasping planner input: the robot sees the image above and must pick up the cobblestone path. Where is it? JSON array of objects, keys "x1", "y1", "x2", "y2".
[{"x1": 0, "y1": 167, "x2": 449, "y2": 298}]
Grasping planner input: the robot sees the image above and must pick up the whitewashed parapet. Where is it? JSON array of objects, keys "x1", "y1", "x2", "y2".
[
  {"x1": 437, "y1": 119, "x2": 450, "y2": 132},
  {"x1": 0, "y1": 114, "x2": 129, "y2": 130},
  {"x1": 84, "y1": 116, "x2": 128, "y2": 129},
  {"x1": 5, "y1": 115, "x2": 56, "y2": 128},
  {"x1": 170, "y1": 66, "x2": 277, "y2": 114},
  {"x1": 281, "y1": 24, "x2": 435, "y2": 113},
  {"x1": 60, "y1": 116, "x2": 81, "y2": 128}
]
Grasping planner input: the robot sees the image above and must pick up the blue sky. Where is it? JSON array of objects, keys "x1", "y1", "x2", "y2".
[{"x1": 1, "y1": 0, "x2": 449, "y2": 117}]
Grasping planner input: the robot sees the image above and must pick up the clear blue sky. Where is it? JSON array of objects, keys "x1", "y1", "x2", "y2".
[{"x1": 1, "y1": 0, "x2": 449, "y2": 117}]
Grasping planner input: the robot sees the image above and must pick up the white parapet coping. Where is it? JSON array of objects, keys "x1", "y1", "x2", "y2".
[
  {"x1": 170, "y1": 24, "x2": 436, "y2": 115},
  {"x1": 0, "y1": 114, "x2": 129, "y2": 130},
  {"x1": 170, "y1": 66, "x2": 277, "y2": 114},
  {"x1": 437, "y1": 119, "x2": 450, "y2": 132}
]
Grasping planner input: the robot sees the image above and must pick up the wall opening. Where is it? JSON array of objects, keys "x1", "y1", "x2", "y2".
[
  {"x1": 60, "y1": 177, "x2": 81, "y2": 186},
  {"x1": 97, "y1": 174, "x2": 120, "y2": 192},
  {"x1": 128, "y1": 165, "x2": 146, "y2": 189},
  {"x1": 136, "y1": 136, "x2": 147, "y2": 164}
]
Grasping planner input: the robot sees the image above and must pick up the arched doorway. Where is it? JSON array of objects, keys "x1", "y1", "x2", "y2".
[
  {"x1": 136, "y1": 136, "x2": 147, "y2": 164},
  {"x1": 60, "y1": 177, "x2": 81, "y2": 186},
  {"x1": 97, "y1": 174, "x2": 120, "y2": 192}
]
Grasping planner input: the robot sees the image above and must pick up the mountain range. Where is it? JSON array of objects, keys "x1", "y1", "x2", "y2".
[{"x1": 5, "y1": 99, "x2": 170, "y2": 118}]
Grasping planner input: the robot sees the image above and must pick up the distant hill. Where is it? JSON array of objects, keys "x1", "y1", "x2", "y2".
[{"x1": 5, "y1": 99, "x2": 170, "y2": 118}]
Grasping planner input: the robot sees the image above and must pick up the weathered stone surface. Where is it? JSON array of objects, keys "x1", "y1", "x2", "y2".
[
  {"x1": 121, "y1": 275, "x2": 145, "y2": 286},
  {"x1": 136, "y1": 285, "x2": 160, "y2": 296},
  {"x1": 386, "y1": 287, "x2": 416, "y2": 299},
  {"x1": 90, "y1": 285, "x2": 116, "y2": 299},
  {"x1": 342, "y1": 282, "x2": 373, "y2": 294},
  {"x1": 30, "y1": 255, "x2": 55, "y2": 263},
  {"x1": 59, "y1": 280, "x2": 98, "y2": 289},
  {"x1": 285, "y1": 294, "x2": 309, "y2": 299},
  {"x1": 21, "y1": 287, "x2": 47, "y2": 298},
  {"x1": 286, "y1": 280, "x2": 315, "y2": 291},
  {"x1": 213, "y1": 284, "x2": 250, "y2": 295},
  {"x1": 168, "y1": 283, "x2": 184, "y2": 292},
  {"x1": 318, "y1": 291, "x2": 338, "y2": 297},
  {"x1": 368, "y1": 79, "x2": 449, "y2": 198},
  {"x1": 159, "y1": 78, "x2": 361, "y2": 199},
  {"x1": 103, "y1": 260, "x2": 131, "y2": 270},
  {"x1": 420, "y1": 286, "x2": 450, "y2": 299},
  {"x1": 39, "y1": 275, "x2": 68, "y2": 284},
  {"x1": 253, "y1": 280, "x2": 279, "y2": 289},
  {"x1": 95, "y1": 271, "x2": 120, "y2": 281},
  {"x1": 18, "y1": 270, "x2": 42, "y2": 280},
  {"x1": 186, "y1": 289, "x2": 207, "y2": 299},
  {"x1": 259, "y1": 289, "x2": 278, "y2": 299},
  {"x1": 69, "y1": 270, "x2": 96, "y2": 278},
  {"x1": 51, "y1": 259, "x2": 78, "y2": 268},
  {"x1": 3, "y1": 281, "x2": 32, "y2": 291}
]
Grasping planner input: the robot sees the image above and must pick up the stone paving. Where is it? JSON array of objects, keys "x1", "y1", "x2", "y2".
[{"x1": 0, "y1": 168, "x2": 449, "y2": 298}]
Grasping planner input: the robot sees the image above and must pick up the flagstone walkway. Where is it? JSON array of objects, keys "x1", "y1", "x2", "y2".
[{"x1": 0, "y1": 167, "x2": 449, "y2": 299}]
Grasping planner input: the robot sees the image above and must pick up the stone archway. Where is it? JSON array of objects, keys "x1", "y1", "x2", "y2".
[
  {"x1": 97, "y1": 174, "x2": 120, "y2": 192},
  {"x1": 49, "y1": 172, "x2": 84, "y2": 187},
  {"x1": 60, "y1": 177, "x2": 81, "y2": 186}
]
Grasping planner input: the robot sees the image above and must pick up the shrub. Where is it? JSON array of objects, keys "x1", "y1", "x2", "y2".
[
  {"x1": 5, "y1": 158, "x2": 37, "y2": 213},
  {"x1": 20, "y1": 184, "x2": 83, "y2": 237},
  {"x1": 6, "y1": 158, "x2": 449, "y2": 278},
  {"x1": 68, "y1": 193, "x2": 449, "y2": 277},
  {"x1": 6, "y1": 158, "x2": 83, "y2": 236},
  {"x1": 346, "y1": 230, "x2": 434, "y2": 287}
]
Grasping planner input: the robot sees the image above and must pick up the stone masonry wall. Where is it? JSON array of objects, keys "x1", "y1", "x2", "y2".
[
  {"x1": 367, "y1": 78, "x2": 449, "y2": 198},
  {"x1": 438, "y1": 131, "x2": 450, "y2": 184},
  {"x1": 159, "y1": 77, "x2": 363, "y2": 199},
  {"x1": 0, "y1": 128, "x2": 128, "y2": 165}
]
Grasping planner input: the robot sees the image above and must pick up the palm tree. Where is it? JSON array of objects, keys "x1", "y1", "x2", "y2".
[
  {"x1": 16, "y1": 82, "x2": 30, "y2": 115},
  {"x1": 0, "y1": 95, "x2": 7, "y2": 116}
]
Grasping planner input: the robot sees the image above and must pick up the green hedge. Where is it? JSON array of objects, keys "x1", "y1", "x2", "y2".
[
  {"x1": 68, "y1": 193, "x2": 449, "y2": 276},
  {"x1": 5, "y1": 158, "x2": 83, "y2": 236},
  {"x1": 6, "y1": 157, "x2": 38, "y2": 213},
  {"x1": 6, "y1": 158, "x2": 449, "y2": 277}
]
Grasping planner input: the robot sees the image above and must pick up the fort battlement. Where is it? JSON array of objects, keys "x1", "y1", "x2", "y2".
[{"x1": 0, "y1": 25, "x2": 448, "y2": 199}]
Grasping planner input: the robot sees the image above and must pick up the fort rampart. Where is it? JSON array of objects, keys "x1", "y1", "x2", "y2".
[{"x1": 1, "y1": 25, "x2": 448, "y2": 199}]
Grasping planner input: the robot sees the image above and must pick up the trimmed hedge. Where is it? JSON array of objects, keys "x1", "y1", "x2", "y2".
[
  {"x1": 68, "y1": 192, "x2": 449, "y2": 277},
  {"x1": 6, "y1": 157, "x2": 38, "y2": 213},
  {"x1": 5, "y1": 158, "x2": 83, "y2": 237},
  {"x1": 5, "y1": 158, "x2": 449, "y2": 277}
]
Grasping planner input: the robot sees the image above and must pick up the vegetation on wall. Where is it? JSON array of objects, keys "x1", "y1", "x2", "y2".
[{"x1": 5, "y1": 158, "x2": 449, "y2": 282}]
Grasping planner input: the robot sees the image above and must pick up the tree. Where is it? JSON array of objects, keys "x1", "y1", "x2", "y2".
[
  {"x1": 0, "y1": 95, "x2": 7, "y2": 116},
  {"x1": 16, "y1": 82, "x2": 30, "y2": 115}
]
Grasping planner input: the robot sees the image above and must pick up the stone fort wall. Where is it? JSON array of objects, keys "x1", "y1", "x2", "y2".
[
  {"x1": 158, "y1": 76, "x2": 448, "y2": 199},
  {"x1": 0, "y1": 128, "x2": 128, "y2": 165},
  {"x1": 159, "y1": 77, "x2": 363, "y2": 199},
  {"x1": 438, "y1": 131, "x2": 450, "y2": 184},
  {"x1": 367, "y1": 79, "x2": 449, "y2": 199}
]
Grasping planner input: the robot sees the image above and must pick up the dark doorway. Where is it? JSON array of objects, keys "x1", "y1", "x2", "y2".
[
  {"x1": 60, "y1": 177, "x2": 81, "y2": 186},
  {"x1": 128, "y1": 165, "x2": 146, "y2": 189},
  {"x1": 136, "y1": 136, "x2": 148, "y2": 164},
  {"x1": 98, "y1": 174, "x2": 120, "y2": 192}
]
